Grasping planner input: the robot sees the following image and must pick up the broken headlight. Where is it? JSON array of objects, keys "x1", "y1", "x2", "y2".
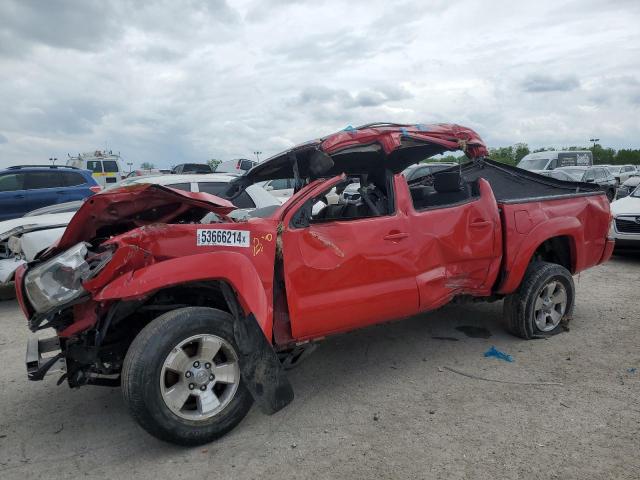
[{"x1": 24, "y1": 243, "x2": 110, "y2": 313}]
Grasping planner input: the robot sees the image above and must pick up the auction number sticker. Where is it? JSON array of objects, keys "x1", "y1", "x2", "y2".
[{"x1": 197, "y1": 229, "x2": 250, "y2": 247}]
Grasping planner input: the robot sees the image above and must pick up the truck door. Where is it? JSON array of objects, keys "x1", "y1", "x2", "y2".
[
  {"x1": 281, "y1": 175, "x2": 419, "y2": 340},
  {"x1": 406, "y1": 176, "x2": 501, "y2": 310}
]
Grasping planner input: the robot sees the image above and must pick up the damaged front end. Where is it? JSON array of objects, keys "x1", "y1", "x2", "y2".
[{"x1": 18, "y1": 184, "x2": 239, "y2": 387}]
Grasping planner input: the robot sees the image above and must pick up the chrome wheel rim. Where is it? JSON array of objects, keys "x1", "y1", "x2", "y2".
[
  {"x1": 160, "y1": 334, "x2": 240, "y2": 421},
  {"x1": 533, "y1": 280, "x2": 567, "y2": 332}
]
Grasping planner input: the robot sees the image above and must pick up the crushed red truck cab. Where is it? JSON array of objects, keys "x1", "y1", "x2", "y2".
[{"x1": 17, "y1": 123, "x2": 613, "y2": 445}]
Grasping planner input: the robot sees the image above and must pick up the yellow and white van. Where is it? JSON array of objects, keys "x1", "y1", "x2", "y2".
[{"x1": 66, "y1": 151, "x2": 126, "y2": 187}]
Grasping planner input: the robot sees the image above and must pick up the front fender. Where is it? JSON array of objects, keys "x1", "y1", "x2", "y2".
[{"x1": 93, "y1": 251, "x2": 272, "y2": 336}]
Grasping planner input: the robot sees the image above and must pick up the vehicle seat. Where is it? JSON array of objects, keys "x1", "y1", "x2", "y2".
[{"x1": 415, "y1": 171, "x2": 471, "y2": 208}]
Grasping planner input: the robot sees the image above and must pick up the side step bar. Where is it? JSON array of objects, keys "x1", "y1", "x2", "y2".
[{"x1": 26, "y1": 336, "x2": 66, "y2": 381}]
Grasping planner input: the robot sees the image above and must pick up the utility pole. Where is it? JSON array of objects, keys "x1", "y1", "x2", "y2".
[
  {"x1": 589, "y1": 138, "x2": 599, "y2": 163},
  {"x1": 253, "y1": 151, "x2": 262, "y2": 162}
]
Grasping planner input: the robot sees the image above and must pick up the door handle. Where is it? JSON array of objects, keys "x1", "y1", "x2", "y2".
[
  {"x1": 470, "y1": 220, "x2": 491, "y2": 228},
  {"x1": 14, "y1": 194, "x2": 25, "y2": 199},
  {"x1": 384, "y1": 232, "x2": 409, "y2": 241}
]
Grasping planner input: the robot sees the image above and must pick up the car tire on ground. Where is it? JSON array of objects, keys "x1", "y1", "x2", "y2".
[
  {"x1": 503, "y1": 261, "x2": 575, "y2": 339},
  {"x1": 121, "y1": 307, "x2": 254, "y2": 446}
]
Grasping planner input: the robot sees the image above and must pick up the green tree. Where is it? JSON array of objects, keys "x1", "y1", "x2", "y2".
[
  {"x1": 591, "y1": 144, "x2": 615, "y2": 165},
  {"x1": 514, "y1": 143, "x2": 530, "y2": 163},
  {"x1": 140, "y1": 162, "x2": 155, "y2": 170},
  {"x1": 207, "y1": 158, "x2": 222, "y2": 171},
  {"x1": 615, "y1": 149, "x2": 640, "y2": 164},
  {"x1": 489, "y1": 146, "x2": 515, "y2": 165}
]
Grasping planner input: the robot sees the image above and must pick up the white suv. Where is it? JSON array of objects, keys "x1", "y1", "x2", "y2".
[{"x1": 610, "y1": 185, "x2": 640, "y2": 249}]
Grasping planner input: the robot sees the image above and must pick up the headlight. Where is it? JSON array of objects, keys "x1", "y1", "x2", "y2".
[
  {"x1": 24, "y1": 243, "x2": 93, "y2": 313},
  {"x1": 608, "y1": 216, "x2": 616, "y2": 239}
]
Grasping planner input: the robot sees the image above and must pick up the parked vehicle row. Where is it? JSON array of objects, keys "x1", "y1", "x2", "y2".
[
  {"x1": 0, "y1": 174, "x2": 280, "y2": 286},
  {"x1": 533, "y1": 166, "x2": 618, "y2": 200}
]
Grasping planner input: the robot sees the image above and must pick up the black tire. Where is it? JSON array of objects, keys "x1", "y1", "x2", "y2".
[
  {"x1": 503, "y1": 261, "x2": 575, "y2": 339},
  {"x1": 121, "y1": 307, "x2": 254, "y2": 446}
]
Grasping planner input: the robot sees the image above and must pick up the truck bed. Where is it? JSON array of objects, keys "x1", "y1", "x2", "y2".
[{"x1": 459, "y1": 158, "x2": 603, "y2": 204}]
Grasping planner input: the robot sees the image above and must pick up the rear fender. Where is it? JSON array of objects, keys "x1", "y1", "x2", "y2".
[
  {"x1": 498, "y1": 217, "x2": 581, "y2": 294},
  {"x1": 92, "y1": 251, "x2": 272, "y2": 336}
]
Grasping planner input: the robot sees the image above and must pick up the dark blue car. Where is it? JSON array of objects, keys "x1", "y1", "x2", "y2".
[{"x1": 0, "y1": 165, "x2": 101, "y2": 221}]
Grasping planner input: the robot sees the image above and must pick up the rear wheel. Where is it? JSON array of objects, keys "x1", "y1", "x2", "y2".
[
  {"x1": 503, "y1": 261, "x2": 574, "y2": 339},
  {"x1": 122, "y1": 307, "x2": 253, "y2": 445}
]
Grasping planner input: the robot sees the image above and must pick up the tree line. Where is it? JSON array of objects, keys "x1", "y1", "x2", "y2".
[{"x1": 439, "y1": 144, "x2": 640, "y2": 166}]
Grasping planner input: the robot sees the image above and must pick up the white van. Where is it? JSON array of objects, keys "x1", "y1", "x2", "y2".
[
  {"x1": 214, "y1": 158, "x2": 257, "y2": 175},
  {"x1": 517, "y1": 151, "x2": 593, "y2": 171},
  {"x1": 66, "y1": 151, "x2": 126, "y2": 187}
]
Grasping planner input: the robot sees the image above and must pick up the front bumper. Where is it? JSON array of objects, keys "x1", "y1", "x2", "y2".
[
  {"x1": 26, "y1": 336, "x2": 66, "y2": 381},
  {"x1": 611, "y1": 215, "x2": 640, "y2": 249}
]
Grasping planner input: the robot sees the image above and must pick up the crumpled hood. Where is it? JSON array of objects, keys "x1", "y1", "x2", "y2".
[{"x1": 51, "y1": 183, "x2": 237, "y2": 255}]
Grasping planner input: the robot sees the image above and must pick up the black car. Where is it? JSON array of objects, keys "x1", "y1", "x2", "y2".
[{"x1": 555, "y1": 166, "x2": 617, "y2": 200}]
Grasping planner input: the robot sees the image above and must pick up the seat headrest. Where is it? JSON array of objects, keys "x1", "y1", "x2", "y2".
[
  {"x1": 433, "y1": 171, "x2": 461, "y2": 193},
  {"x1": 410, "y1": 186, "x2": 430, "y2": 201}
]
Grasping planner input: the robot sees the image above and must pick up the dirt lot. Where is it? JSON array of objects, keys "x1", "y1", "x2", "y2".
[{"x1": 0, "y1": 254, "x2": 638, "y2": 480}]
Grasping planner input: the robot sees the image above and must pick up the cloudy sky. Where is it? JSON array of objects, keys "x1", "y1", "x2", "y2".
[{"x1": 1, "y1": 0, "x2": 639, "y2": 169}]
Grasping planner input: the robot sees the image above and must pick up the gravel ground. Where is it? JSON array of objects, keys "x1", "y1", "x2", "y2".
[{"x1": 0, "y1": 253, "x2": 638, "y2": 480}]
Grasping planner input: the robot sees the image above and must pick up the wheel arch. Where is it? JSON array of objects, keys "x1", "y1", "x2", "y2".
[
  {"x1": 94, "y1": 252, "x2": 272, "y2": 337},
  {"x1": 498, "y1": 216, "x2": 582, "y2": 294}
]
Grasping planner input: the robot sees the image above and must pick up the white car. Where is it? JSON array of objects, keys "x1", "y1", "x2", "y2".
[
  {"x1": 113, "y1": 173, "x2": 279, "y2": 210},
  {"x1": 609, "y1": 186, "x2": 640, "y2": 249},
  {"x1": 261, "y1": 178, "x2": 340, "y2": 206},
  {"x1": 0, "y1": 174, "x2": 279, "y2": 284},
  {"x1": 605, "y1": 165, "x2": 637, "y2": 186},
  {"x1": 0, "y1": 211, "x2": 75, "y2": 283}
]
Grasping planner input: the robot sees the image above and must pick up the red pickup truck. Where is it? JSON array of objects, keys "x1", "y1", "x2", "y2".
[{"x1": 16, "y1": 123, "x2": 614, "y2": 445}]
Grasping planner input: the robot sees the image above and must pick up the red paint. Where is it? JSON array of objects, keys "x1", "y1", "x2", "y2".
[
  {"x1": 60, "y1": 301, "x2": 99, "y2": 338},
  {"x1": 19, "y1": 125, "x2": 612, "y2": 350},
  {"x1": 320, "y1": 123, "x2": 488, "y2": 158},
  {"x1": 13, "y1": 264, "x2": 30, "y2": 317}
]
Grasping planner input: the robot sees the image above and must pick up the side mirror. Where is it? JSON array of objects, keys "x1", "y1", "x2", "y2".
[{"x1": 265, "y1": 185, "x2": 274, "y2": 191}]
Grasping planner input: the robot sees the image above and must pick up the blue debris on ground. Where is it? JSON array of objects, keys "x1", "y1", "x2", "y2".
[
  {"x1": 484, "y1": 346, "x2": 514, "y2": 363},
  {"x1": 627, "y1": 368, "x2": 637, "y2": 374}
]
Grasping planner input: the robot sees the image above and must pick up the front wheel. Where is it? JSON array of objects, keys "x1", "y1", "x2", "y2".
[
  {"x1": 121, "y1": 307, "x2": 253, "y2": 445},
  {"x1": 503, "y1": 261, "x2": 575, "y2": 339}
]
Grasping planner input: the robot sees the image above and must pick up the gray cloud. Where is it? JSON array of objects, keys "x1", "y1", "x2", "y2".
[
  {"x1": 521, "y1": 74, "x2": 581, "y2": 93},
  {"x1": 0, "y1": 0, "x2": 639, "y2": 168},
  {"x1": 294, "y1": 85, "x2": 412, "y2": 109},
  {"x1": 0, "y1": 133, "x2": 7, "y2": 144}
]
